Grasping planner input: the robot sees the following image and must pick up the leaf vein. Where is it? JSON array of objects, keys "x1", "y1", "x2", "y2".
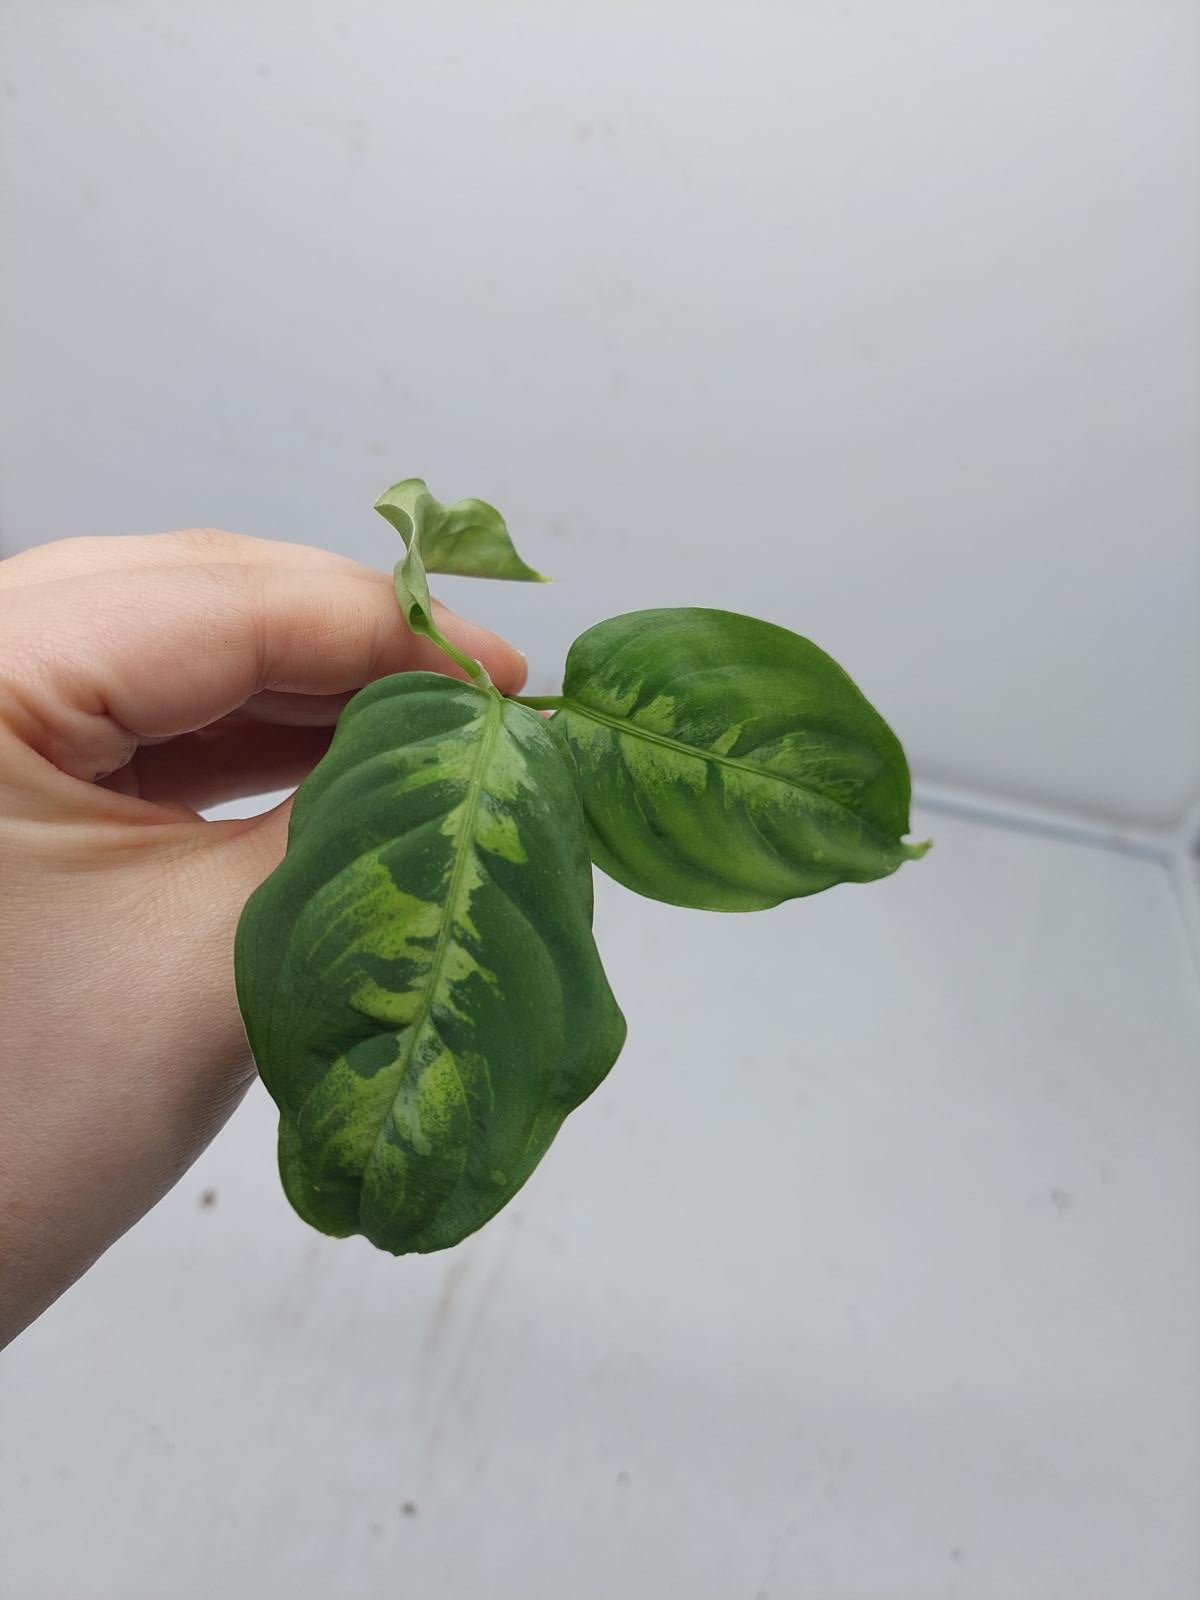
[
  {"x1": 358, "y1": 690, "x2": 505, "y2": 1218},
  {"x1": 562, "y1": 697, "x2": 899, "y2": 853}
]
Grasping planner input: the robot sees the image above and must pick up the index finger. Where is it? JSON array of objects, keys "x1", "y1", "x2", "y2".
[{"x1": 2, "y1": 557, "x2": 527, "y2": 782}]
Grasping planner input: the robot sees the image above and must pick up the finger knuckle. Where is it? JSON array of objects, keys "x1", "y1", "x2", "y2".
[{"x1": 171, "y1": 527, "x2": 248, "y2": 560}]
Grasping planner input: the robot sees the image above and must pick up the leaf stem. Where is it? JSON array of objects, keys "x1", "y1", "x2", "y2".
[
  {"x1": 416, "y1": 612, "x2": 493, "y2": 689},
  {"x1": 440, "y1": 636, "x2": 494, "y2": 690},
  {"x1": 510, "y1": 694, "x2": 564, "y2": 710}
]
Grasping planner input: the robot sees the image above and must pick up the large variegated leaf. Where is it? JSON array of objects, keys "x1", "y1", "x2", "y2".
[
  {"x1": 235, "y1": 673, "x2": 625, "y2": 1254},
  {"x1": 550, "y1": 608, "x2": 928, "y2": 911}
]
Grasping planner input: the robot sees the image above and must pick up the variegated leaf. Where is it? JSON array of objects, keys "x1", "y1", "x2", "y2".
[
  {"x1": 376, "y1": 478, "x2": 547, "y2": 583},
  {"x1": 550, "y1": 608, "x2": 928, "y2": 911},
  {"x1": 235, "y1": 673, "x2": 625, "y2": 1254}
]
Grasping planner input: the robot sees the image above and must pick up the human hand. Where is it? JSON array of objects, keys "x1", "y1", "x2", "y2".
[{"x1": 0, "y1": 530, "x2": 526, "y2": 1346}]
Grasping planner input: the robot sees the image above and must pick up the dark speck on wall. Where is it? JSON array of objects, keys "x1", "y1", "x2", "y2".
[
  {"x1": 401, "y1": 1501, "x2": 418, "y2": 1517},
  {"x1": 615, "y1": 1470, "x2": 631, "y2": 1488},
  {"x1": 199, "y1": 1188, "x2": 218, "y2": 1209}
]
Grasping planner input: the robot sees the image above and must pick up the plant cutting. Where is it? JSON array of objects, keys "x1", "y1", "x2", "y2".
[{"x1": 235, "y1": 480, "x2": 928, "y2": 1254}]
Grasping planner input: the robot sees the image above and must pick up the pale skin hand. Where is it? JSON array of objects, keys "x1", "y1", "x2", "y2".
[{"x1": 0, "y1": 530, "x2": 527, "y2": 1348}]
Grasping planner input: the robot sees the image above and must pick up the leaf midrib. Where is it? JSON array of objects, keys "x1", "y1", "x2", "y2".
[
  {"x1": 359, "y1": 688, "x2": 503, "y2": 1210},
  {"x1": 560, "y1": 694, "x2": 886, "y2": 834}
]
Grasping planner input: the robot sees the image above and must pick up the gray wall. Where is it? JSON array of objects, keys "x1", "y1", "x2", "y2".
[{"x1": 2, "y1": 0, "x2": 1197, "y2": 826}]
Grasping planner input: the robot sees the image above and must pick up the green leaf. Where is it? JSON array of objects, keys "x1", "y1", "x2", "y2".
[
  {"x1": 549, "y1": 608, "x2": 929, "y2": 912},
  {"x1": 375, "y1": 477, "x2": 549, "y2": 583},
  {"x1": 235, "y1": 673, "x2": 625, "y2": 1254},
  {"x1": 375, "y1": 479, "x2": 548, "y2": 685}
]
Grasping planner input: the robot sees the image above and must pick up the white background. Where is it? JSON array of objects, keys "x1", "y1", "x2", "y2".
[
  {"x1": 1, "y1": 0, "x2": 1197, "y2": 825},
  {"x1": 1, "y1": 4, "x2": 1198, "y2": 1598}
]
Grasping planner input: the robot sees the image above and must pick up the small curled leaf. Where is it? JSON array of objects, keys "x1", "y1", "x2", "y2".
[
  {"x1": 375, "y1": 478, "x2": 549, "y2": 583},
  {"x1": 375, "y1": 479, "x2": 548, "y2": 684}
]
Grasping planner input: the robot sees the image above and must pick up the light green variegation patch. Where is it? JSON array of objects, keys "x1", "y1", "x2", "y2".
[
  {"x1": 708, "y1": 723, "x2": 744, "y2": 757},
  {"x1": 301, "y1": 859, "x2": 441, "y2": 969},
  {"x1": 475, "y1": 804, "x2": 527, "y2": 864},
  {"x1": 350, "y1": 976, "x2": 424, "y2": 1029},
  {"x1": 629, "y1": 694, "x2": 680, "y2": 738}
]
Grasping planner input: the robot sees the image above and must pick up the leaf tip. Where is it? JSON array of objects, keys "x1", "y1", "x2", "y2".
[
  {"x1": 374, "y1": 476, "x2": 426, "y2": 507},
  {"x1": 904, "y1": 837, "x2": 933, "y2": 861}
]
